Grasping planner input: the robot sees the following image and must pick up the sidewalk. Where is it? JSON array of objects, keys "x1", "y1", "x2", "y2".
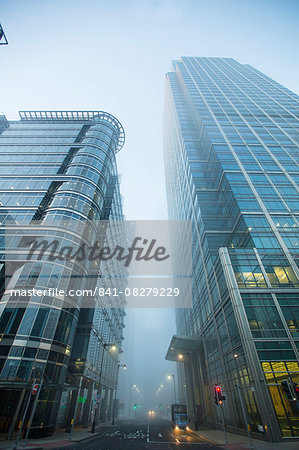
[
  {"x1": 193, "y1": 427, "x2": 299, "y2": 450},
  {"x1": 0, "y1": 424, "x2": 112, "y2": 450}
]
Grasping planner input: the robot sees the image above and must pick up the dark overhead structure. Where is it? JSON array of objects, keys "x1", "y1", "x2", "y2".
[{"x1": 0, "y1": 24, "x2": 8, "y2": 45}]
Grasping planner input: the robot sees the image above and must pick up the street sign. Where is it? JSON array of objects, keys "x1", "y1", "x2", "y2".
[
  {"x1": 78, "y1": 396, "x2": 86, "y2": 404},
  {"x1": 32, "y1": 384, "x2": 38, "y2": 395}
]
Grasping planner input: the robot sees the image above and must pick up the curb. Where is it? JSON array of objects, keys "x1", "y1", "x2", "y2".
[
  {"x1": 192, "y1": 431, "x2": 219, "y2": 446},
  {"x1": 69, "y1": 427, "x2": 110, "y2": 443}
]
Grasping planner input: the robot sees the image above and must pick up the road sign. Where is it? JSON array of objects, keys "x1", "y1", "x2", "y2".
[{"x1": 32, "y1": 384, "x2": 39, "y2": 395}]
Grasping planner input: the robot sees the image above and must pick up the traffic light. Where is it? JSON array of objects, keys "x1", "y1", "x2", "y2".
[
  {"x1": 133, "y1": 403, "x2": 137, "y2": 410},
  {"x1": 294, "y1": 384, "x2": 299, "y2": 401},
  {"x1": 214, "y1": 385, "x2": 226, "y2": 406},
  {"x1": 281, "y1": 380, "x2": 295, "y2": 400}
]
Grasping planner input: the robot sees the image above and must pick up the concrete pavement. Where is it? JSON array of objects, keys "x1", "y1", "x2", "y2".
[
  {"x1": 0, "y1": 424, "x2": 112, "y2": 450},
  {"x1": 193, "y1": 426, "x2": 299, "y2": 450}
]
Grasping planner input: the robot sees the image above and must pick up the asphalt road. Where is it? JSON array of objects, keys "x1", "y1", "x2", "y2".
[{"x1": 55, "y1": 418, "x2": 219, "y2": 450}]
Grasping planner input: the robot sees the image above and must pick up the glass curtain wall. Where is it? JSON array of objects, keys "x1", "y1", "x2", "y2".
[{"x1": 163, "y1": 58, "x2": 299, "y2": 441}]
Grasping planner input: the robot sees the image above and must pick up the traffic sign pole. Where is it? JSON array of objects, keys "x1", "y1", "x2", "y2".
[
  {"x1": 219, "y1": 403, "x2": 228, "y2": 444},
  {"x1": 13, "y1": 379, "x2": 36, "y2": 450},
  {"x1": 236, "y1": 384, "x2": 254, "y2": 450},
  {"x1": 69, "y1": 376, "x2": 83, "y2": 440},
  {"x1": 23, "y1": 378, "x2": 44, "y2": 447}
]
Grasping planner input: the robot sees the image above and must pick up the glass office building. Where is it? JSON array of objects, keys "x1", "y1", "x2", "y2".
[
  {"x1": 0, "y1": 111, "x2": 126, "y2": 437},
  {"x1": 164, "y1": 58, "x2": 299, "y2": 441}
]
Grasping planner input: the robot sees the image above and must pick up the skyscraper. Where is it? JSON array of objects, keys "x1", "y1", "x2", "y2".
[
  {"x1": 0, "y1": 111, "x2": 126, "y2": 437},
  {"x1": 164, "y1": 58, "x2": 299, "y2": 441}
]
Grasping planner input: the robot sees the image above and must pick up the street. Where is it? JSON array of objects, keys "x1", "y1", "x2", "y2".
[{"x1": 55, "y1": 418, "x2": 219, "y2": 450}]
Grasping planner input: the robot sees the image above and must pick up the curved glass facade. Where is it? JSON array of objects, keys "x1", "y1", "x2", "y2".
[
  {"x1": 0, "y1": 111, "x2": 126, "y2": 437},
  {"x1": 164, "y1": 58, "x2": 299, "y2": 441}
]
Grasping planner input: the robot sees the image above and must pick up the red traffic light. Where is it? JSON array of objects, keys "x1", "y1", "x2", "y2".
[{"x1": 214, "y1": 385, "x2": 226, "y2": 406}]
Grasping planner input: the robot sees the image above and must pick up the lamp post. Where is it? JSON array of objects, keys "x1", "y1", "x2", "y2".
[
  {"x1": 167, "y1": 374, "x2": 177, "y2": 404},
  {"x1": 160, "y1": 385, "x2": 167, "y2": 416},
  {"x1": 129, "y1": 384, "x2": 137, "y2": 417},
  {"x1": 112, "y1": 363, "x2": 127, "y2": 425},
  {"x1": 91, "y1": 343, "x2": 117, "y2": 433}
]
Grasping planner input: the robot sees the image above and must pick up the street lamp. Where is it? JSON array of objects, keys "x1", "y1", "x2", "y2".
[
  {"x1": 157, "y1": 384, "x2": 167, "y2": 416},
  {"x1": 91, "y1": 343, "x2": 117, "y2": 433},
  {"x1": 167, "y1": 374, "x2": 177, "y2": 404},
  {"x1": 129, "y1": 384, "x2": 137, "y2": 416},
  {"x1": 112, "y1": 363, "x2": 127, "y2": 426}
]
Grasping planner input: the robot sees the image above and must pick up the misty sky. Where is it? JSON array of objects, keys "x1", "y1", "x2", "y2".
[{"x1": 1, "y1": 0, "x2": 298, "y2": 412}]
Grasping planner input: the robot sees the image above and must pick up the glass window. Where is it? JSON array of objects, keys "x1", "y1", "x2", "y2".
[
  {"x1": 16, "y1": 360, "x2": 33, "y2": 381},
  {"x1": 43, "y1": 308, "x2": 60, "y2": 340},
  {"x1": 245, "y1": 304, "x2": 286, "y2": 338},
  {"x1": 0, "y1": 359, "x2": 20, "y2": 379},
  {"x1": 23, "y1": 347, "x2": 38, "y2": 358},
  {"x1": 0, "y1": 308, "x2": 13, "y2": 334},
  {"x1": 30, "y1": 308, "x2": 49, "y2": 337},
  {"x1": 280, "y1": 306, "x2": 299, "y2": 336},
  {"x1": 5, "y1": 308, "x2": 25, "y2": 335},
  {"x1": 9, "y1": 346, "x2": 24, "y2": 357},
  {"x1": 18, "y1": 308, "x2": 38, "y2": 335}
]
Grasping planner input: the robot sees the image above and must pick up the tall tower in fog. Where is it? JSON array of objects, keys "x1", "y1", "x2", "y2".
[{"x1": 164, "y1": 58, "x2": 299, "y2": 441}]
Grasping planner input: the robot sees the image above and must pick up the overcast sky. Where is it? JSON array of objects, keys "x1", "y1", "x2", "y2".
[{"x1": 1, "y1": 0, "x2": 298, "y2": 412}]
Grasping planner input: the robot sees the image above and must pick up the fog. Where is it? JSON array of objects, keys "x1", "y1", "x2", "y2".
[
  {"x1": 118, "y1": 309, "x2": 176, "y2": 415},
  {"x1": 1, "y1": 0, "x2": 298, "y2": 417}
]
